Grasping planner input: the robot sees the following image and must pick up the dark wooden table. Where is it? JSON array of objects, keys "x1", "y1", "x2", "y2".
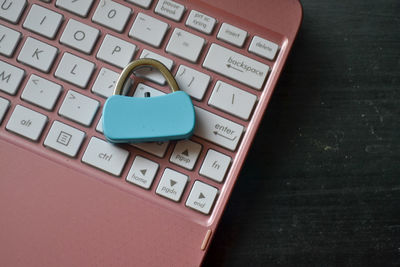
[{"x1": 203, "y1": 0, "x2": 400, "y2": 266}]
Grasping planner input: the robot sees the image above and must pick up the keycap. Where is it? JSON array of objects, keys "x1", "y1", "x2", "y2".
[
  {"x1": 126, "y1": 156, "x2": 159, "y2": 189},
  {"x1": 92, "y1": 0, "x2": 131, "y2": 32},
  {"x1": 96, "y1": 116, "x2": 104, "y2": 133},
  {"x1": 199, "y1": 149, "x2": 231, "y2": 183},
  {"x1": 0, "y1": 24, "x2": 21, "y2": 57},
  {"x1": 0, "y1": 0, "x2": 26, "y2": 23},
  {"x1": 156, "y1": 168, "x2": 188, "y2": 202},
  {"x1": 6, "y1": 105, "x2": 48, "y2": 141},
  {"x1": 60, "y1": 19, "x2": 100, "y2": 54},
  {"x1": 44, "y1": 120, "x2": 85, "y2": 157},
  {"x1": 170, "y1": 139, "x2": 202, "y2": 170},
  {"x1": 249, "y1": 36, "x2": 279, "y2": 61},
  {"x1": 92, "y1": 67, "x2": 120, "y2": 99},
  {"x1": 0, "y1": 60, "x2": 24, "y2": 95},
  {"x1": 133, "y1": 83, "x2": 165, "y2": 97},
  {"x1": 129, "y1": 12, "x2": 169, "y2": 48},
  {"x1": 0, "y1": 96, "x2": 10, "y2": 124},
  {"x1": 132, "y1": 142, "x2": 169, "y2": 158},
  {"x1": 56, "y1": 0, "x2": 94, "y2": 17},
  {"x1": 82, "y1": 137, "x2": 129, "y2": 176},
  {"x1": 23, "y1": 4, "x2": 63, "y2": 39},
  {"x1": 193, "y1": 107, "x2": 244, "y2": 151},
  {"x1": 126, "y1": 0, "x2": 153, "y2": 9},
  {"x1": 208, "y1": 81, "x2": 257, "y2": 120},
  {"x1": 166, "y1": 28, "x2": 205, "y2": 63},
  {"x1": 58, "y1": 90, "x2": 99, "y2": 127},
  {"x1": 175, "y1": 65, "x2": 210, "y2": 101},
  {"x1": 203, "y1": 43, "x2": 270, "y2": 90},
  {"x1": 185, "y1": 10, "x2": 216, "y2": 35},
  {"x1": 137, "y1": 49, "x2": 173, "y2": 85},
  {"x1": 21, "y1": 74, "x2": 63, "y2": 111},
  {"x1": 55, "y1": 52, "x2": 95, "y2": 88},
  {"x1": 155, "y1": 0, "x2": 185, "y2": 22},
  {"x1": 217, "y1": 23, "x2": 247, "y2": 48},
  {"x1": 185, "y1": 181, "x2": 218, "y2": 214},
  {"x1": 97, "y1": 34, "x2": 136, "y2": 69},
  {"x1": 17, "y1": 37, "x2": 58, "y2": 73}
]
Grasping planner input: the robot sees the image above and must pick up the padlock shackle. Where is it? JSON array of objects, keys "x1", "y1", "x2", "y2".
[{"x1": 114, "y1": 58, "x2": 180, "y2": 95}]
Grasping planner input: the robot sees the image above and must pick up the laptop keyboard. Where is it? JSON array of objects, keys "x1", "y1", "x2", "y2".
[{"x1": 0, "y1": 0, "x2": 280, "y2": 216}]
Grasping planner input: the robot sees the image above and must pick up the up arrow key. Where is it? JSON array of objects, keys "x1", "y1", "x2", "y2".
[{"x1": 199, "y1": 192, "x2": 205, "y2": 199}]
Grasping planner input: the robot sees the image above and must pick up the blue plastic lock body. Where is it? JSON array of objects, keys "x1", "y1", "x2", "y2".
[{"x1": 102, "y1": 91, "x2": 195, "y2": 143}]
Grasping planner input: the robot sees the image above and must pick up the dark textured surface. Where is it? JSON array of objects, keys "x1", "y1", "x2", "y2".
[{"x1": 203, "y1": 0, "x2": 400, "y2": 266}]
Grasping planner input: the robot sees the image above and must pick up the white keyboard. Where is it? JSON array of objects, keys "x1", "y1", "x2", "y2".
[{"x1": 0, "y1": 0, "x2": 280, "y2": 216}]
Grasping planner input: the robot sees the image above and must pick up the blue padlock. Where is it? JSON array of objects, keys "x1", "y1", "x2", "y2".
[{"x1": 102, "y1": 59, "x2": 195, "y2": 143}]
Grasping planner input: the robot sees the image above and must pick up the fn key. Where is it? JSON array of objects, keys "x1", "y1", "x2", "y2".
[{"x1": 82, "y1": 137, "x2": 129, "y2": 176}]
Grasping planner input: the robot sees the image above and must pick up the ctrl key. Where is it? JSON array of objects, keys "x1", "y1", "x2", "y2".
[
  {"x1": 6, "y1": 105, "x2": 48, "y2": 141},
  {"x1": 82, "y1": 137, "x2": 129, "y2": 176}
]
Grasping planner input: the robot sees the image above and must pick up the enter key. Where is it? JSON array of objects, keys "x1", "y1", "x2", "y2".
[{"x1": 194, "y1": 107, "x2": 244, "y2": 151}]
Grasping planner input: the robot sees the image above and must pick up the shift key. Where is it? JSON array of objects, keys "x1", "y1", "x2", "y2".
[{"x1": 194, "y1": 107, "x2": 244, "y2": 151}]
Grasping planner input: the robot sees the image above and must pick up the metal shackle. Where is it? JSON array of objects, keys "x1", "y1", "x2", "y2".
[{"x1": 113, "y1": 58, "x2": 180, "y2": 95}]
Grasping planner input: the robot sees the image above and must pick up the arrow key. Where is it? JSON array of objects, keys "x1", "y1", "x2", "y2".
[
  {"x1": 21, "y1": 74, "x2": 63, "y2": 111},
  {"x1": 126, "y1": 156, "x2": 159, "y2": 189},
  {"x1": 170, "y1": 139, "x2": 202, "y2": 170},
  {"x1": 156, "y1": 168, "x2": 188, "y2": 202},
  {"x1": 186, "y1": 181, "x2": 218, "y2": 215}
]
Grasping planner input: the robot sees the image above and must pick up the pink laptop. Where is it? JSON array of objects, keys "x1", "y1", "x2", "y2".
[{"x1": 0, "y1": 0, "x2": 302, "y2": 266}]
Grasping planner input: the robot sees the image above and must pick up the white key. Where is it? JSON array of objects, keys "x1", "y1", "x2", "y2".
[
  {"x1": 209, "y1": 81, "x2": 257, "y2": 120},
  {"x1": 0, "y1": 60, "x2": 24, "y2": 95},
  {"x1": 203, "y1": 44, "x2": 270, "y2": 90},
  {"x1": 199, "y1": 149, "x2": 231, "y2": 183},
  {"x1": 129, "y1": 12, "x2": 168, "y2": 48},
  {"x1": 156, "y1": 168, "x2": 188, "y2": 202},
  {"x1": 97, "y1": 34, "x2": 136, "y2": 69},
  {"x1": 60, "y1": 19, "x2": 100, "y2": 54},
  {"x1": 132, "y1": 141, "x2": 169, "y2": 158},
  {"x1": 249, "y1": 36, "x2": 279, "y2": 61},
  {"x1": 92, "y1": 67, "x2": 119, "y2": 98},
  {"x1": 21, "y1": 74, "x2": 63, "y2": 111},
  {"x1": 185, "y1": 10, "x2": 216, "y2": 35},
  {"x1": 186, "y1": 181, "x2": 218, "y2": 214},
  {"x1": 6, "y1": 105, "x2": 47, "y2": 141},
  {"x1": 17, "y1": 37, "x2": 58, "y2": 73},
  {"x1": 55, "y1": 52, "x2": 95, "y2": 88},
  {"x1": 194, "y1": 107, "x2": 244, "y2": 151},
  {"x1": 170, "y1": 139, "x2": 202, "y2": 170},
  {"x1": 96, "y1": 115, "x2": 104, "y2": 133},
  {"x1": 0, "y1": 24, "x2": 21, "y2": 57},
  {"x1": 59, "y1": 90, "x2": 99, "y2": 126},
  {"x1": 126, "y1": 156, "x2": 159, "y2": 189},
  {"x1": 217, "y1": 23, "x2": 247, "y2": 48},
  {"x1": 56, "y1": 0, "x2": 94, "y2": 17},
  {"x1": 133, "y1": 83, "x2": 165, "y2": 97},
  {"x1": 175, "y1": 65, "x2": 210, "y2": 101},
  {"x1": 92, "y1": 0, "x2": 131, "y2": 32},
  {"x1": 44, "y1": 120, "x2": 85, "y2": 157},
  {"x1": 0, "y1": 96, "x2": 10, "y2": 124},
  {"x1": 0, "y1": 0, "x2": 26, "y2": 23},
  {"x1": 126, "y1": 0, "x2": 153, "y2": 9},
  {"x1": 166, "y1": 28, "x2": 205, "y2": 63},
  {"x1": 23, "y1": 4, "x2": 63, "y2": 39},
  {"x1": 138, "y1": 49, "x2": 173, "y2": 85},
  {"x1": 155, "y1": 0, "x2": 184, "y2": 22},
  {"x1": 82, "y1": 137, "x2": 129, "y2": 176}
]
